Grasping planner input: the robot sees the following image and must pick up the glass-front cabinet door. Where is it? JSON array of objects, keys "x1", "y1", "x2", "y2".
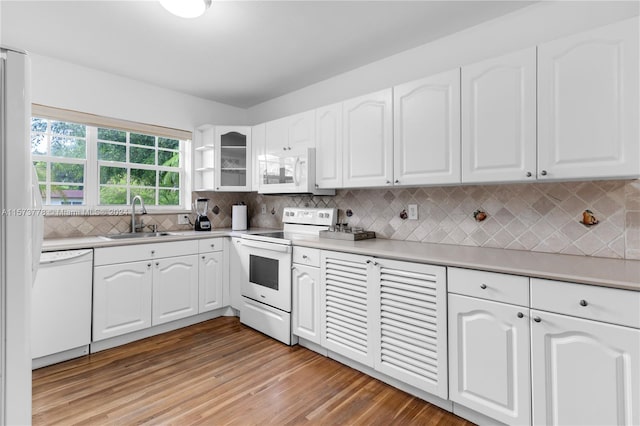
[{"x1": 214, "y1": 126, "x2": 252, "y2": 192}]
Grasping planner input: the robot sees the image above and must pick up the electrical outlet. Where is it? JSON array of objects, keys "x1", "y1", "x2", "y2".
[
  {"x1": 408, "y1": 204, "x2": 418, "y2": 220},
  {"x1": 261, "y1": 204, "x2": 267, "y2": 214},
  {"x1": 177, "y1": 214, "x2": 190, "y2": 225}
]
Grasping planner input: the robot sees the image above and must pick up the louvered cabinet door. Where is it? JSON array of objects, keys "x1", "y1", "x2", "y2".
[
  {"x1": 321, "y1": 251, "x2": 376, "y2": 367},
  {"x1": 374, "y1": 259, "x2": 448, "y2": 398}
]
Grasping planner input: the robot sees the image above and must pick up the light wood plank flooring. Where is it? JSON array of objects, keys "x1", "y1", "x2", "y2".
[{"x1": 33, "y1": 317, "x2": 475, "y2": 425}]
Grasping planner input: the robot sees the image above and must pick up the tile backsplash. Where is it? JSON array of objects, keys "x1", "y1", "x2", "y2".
[{"x1": 44, "y1": 180, "x2": 640, "y2": 260}]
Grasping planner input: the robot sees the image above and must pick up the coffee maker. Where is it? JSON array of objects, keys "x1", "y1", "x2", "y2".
[{"x1": 194, "y1": 198, "x2": 211, "y2": 231}]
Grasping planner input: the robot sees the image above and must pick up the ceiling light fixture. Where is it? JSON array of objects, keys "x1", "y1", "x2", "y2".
[{"x1": 160, "y1": 0, "x2": 212, "y2": 19}]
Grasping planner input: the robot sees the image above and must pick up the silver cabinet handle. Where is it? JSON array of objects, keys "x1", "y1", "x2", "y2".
[
  {"x1": 517, "y1": 312, "x2": 524, "y2": 318},
  {"x1": 579, "y1": 299, "x2": 588, "y2": 307},
  {"x1": 366, "y1": 259, "x2": 379, "y2": 266},
  {"x1": 540, "y1": 170, "x2": 548, "y2": 176},
  {"x1": 533, "y1": 316, "x2": 541, "y2": 323},
  {"x1": 480, "y1": 284, "x2": 487, "y2": 289}
]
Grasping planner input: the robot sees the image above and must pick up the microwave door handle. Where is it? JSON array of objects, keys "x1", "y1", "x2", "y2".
[{"x1": 293, "y1": 156, "x2": 303, "y2": 186}]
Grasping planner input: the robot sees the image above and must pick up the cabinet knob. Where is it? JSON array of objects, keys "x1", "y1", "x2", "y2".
[
  {"x1": 283, "y1": 147, "x2": 287, "y2": 151},
  {"x1": 386, "y1": 180, "x2": 391, "y2": 185},
  {"x1": 315, "y1": 184, "x2": 319, "y2": 188},
  {"x1": 151, "y1": 250, "x2": 155, "y2": 255},
  {"x1": 147, "y1": 263, "x2": 151, "y2": 268},
  {"x1": 533, "y1": 316, "x2": 542, "y2": 323},
  {"x1": 302, "y1": 255, "x2": 308, "y2": 259},
  {"x1": 480, "y1": 283, "x2": 487, "y2": 289},
  {"x1": 526, "y1": 172, "x2": 532, "y2": 177},
  {"x1": 395, "y1": 179, "x2": 400, "y2": 184},
  {"x1": 202, "y1": 255, "x2": 205, "y2": 260},
  {"x1": 155, "y1": 262, "x2": 160, "y2": 266},
  {"x1": 517, "y1": 312, "x2": 524, "y2": 318},
  {"x1": 211, "y1": 244, "x2": 215, "y2": 248},
  {"x1": 579, "y1": 299, "x2": 588, "y2": 307},
  {"x1": 540, "y1": 170, "x2": 548, "y2": 176}
]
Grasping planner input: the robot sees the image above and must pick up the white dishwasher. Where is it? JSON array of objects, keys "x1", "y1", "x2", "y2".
[{"x1": 31, "y1": 249, "x2": 93, "y2": 369}]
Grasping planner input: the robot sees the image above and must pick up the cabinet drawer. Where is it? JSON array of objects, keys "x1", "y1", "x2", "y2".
[
  {"x1": 198, "y1": 238, "x2": 224, "y2": 253},
  {"x1": 448, "y1": 267, "x2": 529, "y2": 306},
  {"x1": 293, "y1": 247, "x2": 320, "y2": 267},
  {"x1": 95, "y1": 240, "x2": 198, "y2": 266},
  {"x1": 531, "y1": 278, "x2": 640, "y2": 328}
]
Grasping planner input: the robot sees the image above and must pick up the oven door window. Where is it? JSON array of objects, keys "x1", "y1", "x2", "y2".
[{"x1": 249, "y1": 254, "x2": 279, "y2": 290}]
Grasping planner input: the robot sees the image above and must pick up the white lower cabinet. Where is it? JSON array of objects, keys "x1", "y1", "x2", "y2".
[
  {"x1": 449, "y1": 268, "x2": 640, "y2": 426},
  {"x1": 321, "y1": 251, "x2": 375, "y2": 366},
  {"x1": 292, "y1": 247, "x2": 322, "y2": 344},
  {"x1": 375, "y1": 258, "x2": 448, "y2": 398},
  {"x1": 152, "y1": 254, "x2": 199, "y2": 325},
  {"x1": 319, "y1": 250, "x2": 448, "y2": 399},
  {"x1": 530, "y1": 278, "x2": 640, "y2": 426},
  {"x1": 228, "y1": 237, "x2": 247, "y2": 310},
  {"x1": 198, "y1": 238, "x2": 225, "y2": 313},
  {"x1": 93, "y1": 240, "x2": 200, "y2": 341},
  {"x1": 448, "y1": 294, "x2": 531, "y2": 425},
  {"x1": 93, "y1": 260, "x2": 153, "y2": 341},
  {"x1": 531, "y1": 310, "x2": 639, "y2": 426}
]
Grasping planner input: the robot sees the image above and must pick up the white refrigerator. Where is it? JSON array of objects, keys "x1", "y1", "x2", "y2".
[{"x1": 0, "y1": 46, "x2": 43, "y2": 425}]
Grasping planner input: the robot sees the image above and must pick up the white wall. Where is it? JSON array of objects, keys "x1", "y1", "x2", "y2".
[
  {"x1": 30, "y1": 54, "x2": 247, "y2": 132},
  {"x1": 247, "y1": 1, "x2": 639, "y2": 124}
]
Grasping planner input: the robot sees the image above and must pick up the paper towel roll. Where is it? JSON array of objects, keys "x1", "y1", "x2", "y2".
[{"x1": 232, "y1": 205, "x2": 247, "y2": 231}]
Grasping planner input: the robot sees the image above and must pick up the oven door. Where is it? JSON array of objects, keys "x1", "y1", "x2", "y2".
[{"x1": 239, "y1": 239, "x2": 292, "y2": 312}]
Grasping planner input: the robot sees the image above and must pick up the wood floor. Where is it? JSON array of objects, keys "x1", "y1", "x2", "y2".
[{"x1": 33, "y1": 317, "x2": 475, "y2": 425}]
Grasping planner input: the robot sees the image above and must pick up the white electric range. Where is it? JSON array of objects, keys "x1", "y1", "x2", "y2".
[{"x1": 238, "y1": 207, "x2": 336, "y2": 345}]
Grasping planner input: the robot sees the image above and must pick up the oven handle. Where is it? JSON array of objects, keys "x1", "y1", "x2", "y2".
[{"x1": 238, "y1": 239, "x2": 292, "y2": 253}]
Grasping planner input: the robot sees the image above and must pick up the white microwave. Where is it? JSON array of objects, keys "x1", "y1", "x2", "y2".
[{"x1": 258, "y1": 147, "x2": 334, "y2": 195}]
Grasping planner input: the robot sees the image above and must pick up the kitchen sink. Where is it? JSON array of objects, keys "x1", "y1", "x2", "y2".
[{"x1": 102, "y1": 232, "x2": 178, "y2": 240}]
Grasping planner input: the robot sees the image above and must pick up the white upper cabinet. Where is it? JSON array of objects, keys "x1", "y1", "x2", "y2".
[
  {"x1": 394, "y1": 69, "x2": 461, "y2": 186},
  {"x1": 538, "y1": 17, "x2": 639, "y2": 180},
  {"x1": 192, "y1": 125, "x2": 252, "y2": 192},
  {"x1": 265, "y1": 110, "x2": 315, "y2": 155},
  {"x1": 315, "y1": 102, "x2": 343, "y2": 189},
  {"x1": 251, "y1": 123, "x2": 265, "y2": 191},
  {"x1": 342, "y1": 89, "x2": 393, "y2": 188},
  {"x1": 288, "y1": 110, "x2": 315, "y2": 151},
  {"x1": 215, "y1": 126, "x2": 252, "y2": 192},
  {"x1": 461, "y1": 47, "x2": 537, "y2": 184},
  {"x1": 192, "y1": 125, "x2": 215, "y2": 191}
]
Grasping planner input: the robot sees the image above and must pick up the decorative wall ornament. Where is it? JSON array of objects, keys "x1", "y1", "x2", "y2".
[
  {"x1": 473, "y1": 209, "x2": 487, "y2": 222},
  {"x1": 580, "y1": 209, "x2": 599, "y2": 226}
]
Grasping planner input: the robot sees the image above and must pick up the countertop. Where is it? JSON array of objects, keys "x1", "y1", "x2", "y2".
[{"x1": 43, "y1": 230, "x2": 640, "y2": 292}]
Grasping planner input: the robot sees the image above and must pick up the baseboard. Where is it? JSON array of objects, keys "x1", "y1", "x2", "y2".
[
  {"x1": 326, "y1": 350, "x2": 453, "y2": 413},
  {"x1": 90, "y1": 309, "x2": 226, "y2": 353},
  {"x1": 296, "y1": 337, "x2": 328, "y2": 356},
  {"x1": 32, "y1": 345, "x2": 90, "y2": 369},
  {"x1": 453, "y1": 403, "x2": 509, "y2": 426}
]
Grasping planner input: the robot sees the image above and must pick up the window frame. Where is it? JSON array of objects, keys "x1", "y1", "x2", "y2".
[{"x1": 31, "y1": 105, "x2": 193, "y2": 212}]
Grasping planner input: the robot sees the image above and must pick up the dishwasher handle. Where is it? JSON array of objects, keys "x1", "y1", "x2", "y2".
[{"x1": 39, "y1": 249, "x2": 93, "y2": 265}]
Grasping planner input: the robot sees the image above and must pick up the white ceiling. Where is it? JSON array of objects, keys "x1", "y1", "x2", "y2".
[{"x1": 1, "y1": 1, "x2": 533, "y2": 108}]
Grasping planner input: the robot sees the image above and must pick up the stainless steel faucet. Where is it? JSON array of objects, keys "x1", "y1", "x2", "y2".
[{"x1": 131, "y1": 195, "x2": 147, "y2": 233}]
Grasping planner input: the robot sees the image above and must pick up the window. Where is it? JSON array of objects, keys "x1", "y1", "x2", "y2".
[
  {"x1": 30, "y1": 106, "x2": 191, "y2": 210},
  {"x1": 31, "y1": 118, "x2": 87, "y2": 205}
]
